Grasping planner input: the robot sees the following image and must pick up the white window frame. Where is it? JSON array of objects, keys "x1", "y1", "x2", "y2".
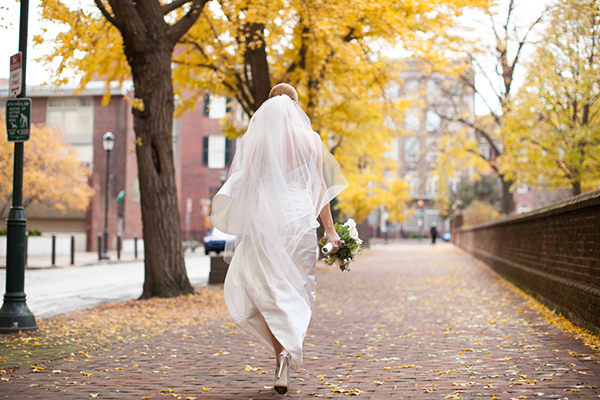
[
  {"x1": 404, "y1": 137, "x2": 420, "y2": 162},
  {"x1": 425, "y1": 175, "x2": 439, "y2": 197},
  {"x1": 404, "y1": 108, "x2": 420, "y2": 131},
  {"x1": 425, "y1": 137, "x2": 437, "y2": 162},
  {"x1": 425, "y1": 110, "x2": 441, "y2": 132},
  {"x1": 208, "y1": 135, "x2": 226, "y2": 169},
  {"x1": 405, "y1": 171, "x2": 419, "y2": 196}
]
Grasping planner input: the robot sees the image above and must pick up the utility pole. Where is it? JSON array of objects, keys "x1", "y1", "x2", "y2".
[{"x1": 0, "y1": 0, "x2": 38, "y2": 333}]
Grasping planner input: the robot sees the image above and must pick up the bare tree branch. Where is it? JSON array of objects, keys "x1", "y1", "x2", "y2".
[
  {"x1": 167, "y1": 0, "x2": 209, "y2": 45},
  {"x1": 162, "y1": 0, "x2": 192, "y2": 15},
  {"x1": 93, "y1": 0, "x2": 120, "y2": 28}
]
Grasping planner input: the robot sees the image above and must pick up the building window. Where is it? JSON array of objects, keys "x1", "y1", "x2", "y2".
[
  {"x1": 133, "y1": 178, "x2": 141, "y2": 203},
  {"x1": 450, "y1": 177, "x2": 461, "y2": 192},
  {"x1": 517, "y1": 202, "x2": 532, "y2": 214},
  {"x1": 404, "y1": 108, "x2": 420, "y2": 131},
  {"x1": 425, "y1": 137, "x2": 437, "y2": 162},
  {"x1": 405, "y1": 171, "x2": 419, "y2": 196},
  {"x1": 425, "y1": 110, "x2": 441, "y2": 132},
  {"x1": 404, "y1": 137, "x2": 420, "y2": 162},
  {"x1": 478, "y1": 139, "x2": 491, "y2": 160},
  {"x1": 404, "y1": 79, "x2": 420, "y2": 95},
  {"x1": 385, "y1": 137, "x2": 400, "y2": 162},
  {"x1": 515, "y1": 184, "x2": 529, "y2": 194},
  {"x1": 47, "y1": 97, "x2": 94, "y2": 164},
  {"x1": 426, "y1": 79, "x2": 440, "y2": 101},
  {"x1": 202, "y1": 135, "x2": 233, "y2": 169},
  {"x1": 425, "y1": 175, "x2": 439, "y2": 196}
]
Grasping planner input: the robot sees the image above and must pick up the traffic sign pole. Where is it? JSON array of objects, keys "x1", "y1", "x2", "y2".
[{"x1": 0, "y1": 0, "x2": 37, "y2": 333}]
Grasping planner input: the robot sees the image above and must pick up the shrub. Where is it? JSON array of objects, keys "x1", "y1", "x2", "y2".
[
  {"x1": 462, "y1": 200, "x2": 501, "y2": 226},
  {"x1": 0, "y1": 228, "x2": 42, "y2": 236}
]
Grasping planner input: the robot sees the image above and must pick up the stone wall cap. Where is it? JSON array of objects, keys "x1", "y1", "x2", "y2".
[{"x1": 459, "y1": 188, "x2": 600, "y2": 232}]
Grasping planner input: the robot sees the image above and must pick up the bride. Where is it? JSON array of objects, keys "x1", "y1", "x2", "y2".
[{"x1": 209, "y1": 83, "x2": 348, "y2": 394}]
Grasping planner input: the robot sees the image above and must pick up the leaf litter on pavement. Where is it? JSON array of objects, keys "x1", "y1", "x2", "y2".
[
  {"x1": 0, "y1": 285, "x2": 227, "y2": 369},
  {"x1": 2, "y1": 247, "x2": 600, "y2": 398}
]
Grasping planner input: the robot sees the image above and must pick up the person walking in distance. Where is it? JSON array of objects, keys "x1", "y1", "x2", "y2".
[
  {"x1": 210, "y1": 83, "x2": 348, "y2": 394},
  {"x1": 430, "y1": 222, "x2": 438, "y2": 245}
]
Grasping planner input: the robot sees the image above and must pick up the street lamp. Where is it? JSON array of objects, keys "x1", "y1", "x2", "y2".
[{"x1": 100, "y1": 132, "x2": 115, "y2": 260}]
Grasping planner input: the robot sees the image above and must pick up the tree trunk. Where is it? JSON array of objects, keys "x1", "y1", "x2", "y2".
[
  {"x1": 572, "y1": 180, "x2": 582, "y2": 196},
  {"x1": 128, "y1": 41, "x2": 193, "y2": 299},
  {"x1": 499, "y1": 175, "x2": 515, "y2": 215}
]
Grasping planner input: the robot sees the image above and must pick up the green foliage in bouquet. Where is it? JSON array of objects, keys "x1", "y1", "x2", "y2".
[{"x1": 319, "y1": 221, "x2": 362, "y2": 272}]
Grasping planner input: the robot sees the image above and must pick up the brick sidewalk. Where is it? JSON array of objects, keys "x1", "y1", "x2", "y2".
[{"x1": 2, "y1": 245, "x2": 600, "y2": 399}]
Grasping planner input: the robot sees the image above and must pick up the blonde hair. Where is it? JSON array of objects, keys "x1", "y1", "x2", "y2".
[{"x1": 269, "y1": 83, "x2": 299, "y2": 103}]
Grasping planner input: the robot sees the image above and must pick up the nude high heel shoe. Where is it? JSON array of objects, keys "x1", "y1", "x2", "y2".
[{"x1": 274, "y1": 353, "x2": 290, "y2": 394}]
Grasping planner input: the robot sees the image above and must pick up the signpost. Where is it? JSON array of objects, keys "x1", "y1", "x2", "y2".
[
  {"x1": 6, "y1": 99, "x2": 31, "y2": 142},
  {"x1": 9, "y1": 53, "x2": 22, "y2": 98}
]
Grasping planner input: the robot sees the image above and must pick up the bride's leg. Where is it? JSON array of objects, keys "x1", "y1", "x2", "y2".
[
  {"x1": 269, "y1": 328, "x2": 290, "y2": 394},
  {"x1": 270, "y1": 330, "x2": 285, "y2": 357}
]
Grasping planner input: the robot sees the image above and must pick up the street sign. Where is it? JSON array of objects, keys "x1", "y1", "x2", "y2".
[
  {"x1": 6, "y1": 98, "x2": 31, "y2": 142},
  {"x1": 9, "y1": 53, "x2": 22, "y2": 98}
]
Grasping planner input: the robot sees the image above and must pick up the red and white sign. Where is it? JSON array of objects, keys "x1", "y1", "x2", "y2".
[{"x1": 9, "y1": 52, "x2": 22, "y2": 98}]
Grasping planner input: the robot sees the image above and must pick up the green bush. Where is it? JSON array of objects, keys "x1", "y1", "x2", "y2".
[{"x1": 0, "y1": 228, "x2": 42, "y2": 236}]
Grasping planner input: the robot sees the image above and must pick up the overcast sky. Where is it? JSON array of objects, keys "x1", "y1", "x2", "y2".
[{"x1": 1, "y1": 0, "x2": 552, "y2": 114}]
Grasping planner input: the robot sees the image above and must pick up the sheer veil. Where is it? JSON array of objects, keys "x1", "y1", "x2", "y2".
[{"x1": 210, "y1": 95, "x2": 348, "y2": 253}]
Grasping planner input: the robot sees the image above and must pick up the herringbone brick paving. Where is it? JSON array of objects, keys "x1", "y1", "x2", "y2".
[{"x1": 2, "y1": 244, "x2": 600, "y2": 399}]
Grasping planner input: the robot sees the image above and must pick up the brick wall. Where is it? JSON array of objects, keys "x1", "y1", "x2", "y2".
[
  {"x1": 454, "y1": 189, "x2": 600, "y2": 334},
  {"x1": 178, "y1": 106, "x2": 231, "y2": 241}
]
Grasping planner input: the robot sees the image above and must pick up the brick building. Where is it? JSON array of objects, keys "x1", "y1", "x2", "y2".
[
  {"x1": 375, "y1": 61, "x2": 476, "y2": 238},
  {"x1": 1, "y1": 81, "x2": 232, "y2": 251}
]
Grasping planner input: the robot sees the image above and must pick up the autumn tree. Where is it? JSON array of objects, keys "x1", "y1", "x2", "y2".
[
  {"x1": 38, "y1": 0, "x2": 490, "y2": 288},
  {"x1": 0, "y1": 115, "x2": 93, "y2": 217},
  {"x1": 429, "y1": 0, "x2": 545, "y2": 214},
  {"x1": 38, "y1": 0, "x2": 211, "y2": 298},
  {"x1": 503, "y1": 0, "x2": 600, "y2": 195},
  {"x1": 174, "y1": 0, "x2": 491, "y2": 223}
]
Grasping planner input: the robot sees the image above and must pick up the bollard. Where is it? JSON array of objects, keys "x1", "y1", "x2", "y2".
[
  {"x1": 24, "y1": 232, "x2": 28, "y2": 268},
  {"x1": 51, "y1": 234, "x2": 56, "y2": 266},
  {"x1": 134, "y1": 234, "x2": 138, "y2": 259},
  {"x1": 70, "y1": 235, "x2": 75, "y2": 265},
  {"x1": 117, "y1": 234, "x2": 121, "y2": 260},
  {"x1": 97, "y1": 233, "x2": 102, "y2": 261}
]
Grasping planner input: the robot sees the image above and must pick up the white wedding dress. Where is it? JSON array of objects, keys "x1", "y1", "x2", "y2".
[{"x1": 209, "y1": 95, "x2": 347, "y2": 370}]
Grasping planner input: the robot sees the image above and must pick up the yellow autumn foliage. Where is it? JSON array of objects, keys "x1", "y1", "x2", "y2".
[
  {"x1": 502, "y1": 0, "x2": 600, "y2": 196},
  {"x1": 36, "y1": 0, "x2": 493, "y2": 223},
  {"x1": 0, "y1": 114, "x2": 94, "y2": 216}
]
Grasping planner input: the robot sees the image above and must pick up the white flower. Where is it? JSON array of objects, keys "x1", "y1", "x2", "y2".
[
  {"x1": 349, "y1": 227, "x2": 359, "y2": 240},
  {"x1": 345, "y1": 219, "x2": 356, "y2": 230},
  {"x1": 322, "y1": 242, "x2": 333, "y2": 254}
]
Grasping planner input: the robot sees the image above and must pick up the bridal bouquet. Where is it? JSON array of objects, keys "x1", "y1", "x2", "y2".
[{"x1": 319, "y1": 219, "x2": 363, "y2": 272}]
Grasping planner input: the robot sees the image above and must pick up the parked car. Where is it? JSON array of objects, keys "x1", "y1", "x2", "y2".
[
  {"x1": 441, "y1": 232, "x2": 451, "y2": 242},
  {"x1": 203, "y1": 228, "x2": 235, "y2": 255}
]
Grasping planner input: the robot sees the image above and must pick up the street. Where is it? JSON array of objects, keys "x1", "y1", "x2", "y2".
[{"x1": 0, "y1": 253, "x2": 211, "y2": 318}]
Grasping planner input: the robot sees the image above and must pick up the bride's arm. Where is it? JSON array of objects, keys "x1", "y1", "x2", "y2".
[
  {"x1": 313, "y1": 133, "x2": 342, "y2": 253},
  {"x1": 320, "y1": 204, "x2": 342, "y2": 253}
]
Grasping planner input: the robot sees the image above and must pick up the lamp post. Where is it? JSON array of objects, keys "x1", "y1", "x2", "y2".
[{"x1": 100, "y1": 132, "x2": 114, "y2": 260}]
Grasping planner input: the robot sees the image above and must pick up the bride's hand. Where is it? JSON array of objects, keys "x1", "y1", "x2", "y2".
[{"x1": 326, "y1": 230, "x2": 342, "y2": 253}]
